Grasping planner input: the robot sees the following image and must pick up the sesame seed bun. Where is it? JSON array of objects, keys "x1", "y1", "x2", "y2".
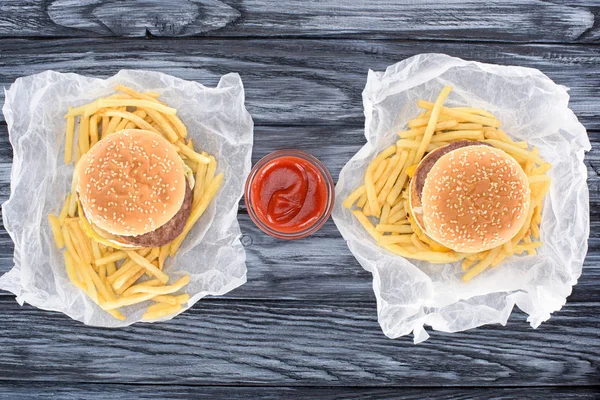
[
  {"x1": 409, "y1": 142, "x2": 530, "y2": 253},
  {"x1": 75, "y1": 129, "x2": 187, "y2": 237}
]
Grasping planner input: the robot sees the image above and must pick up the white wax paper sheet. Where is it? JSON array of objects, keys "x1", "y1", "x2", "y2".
[
  {"x1": 332, "y1": 54, "x2": 590, "y2": 343},
  {"x1": 0, "y1": 70, "x2": 253, "y2": 326}
]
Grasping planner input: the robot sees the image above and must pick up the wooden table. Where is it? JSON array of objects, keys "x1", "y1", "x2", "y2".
[{"x1": 0, "y1": 1, "x2": 598, "y2": 398}]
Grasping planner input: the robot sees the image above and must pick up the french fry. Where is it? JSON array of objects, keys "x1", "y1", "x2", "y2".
[
  {"x1": 152, "y1": 295, "x2": 178, "y2": 305},
  {"x1": 107, "y1": 309, "x2": 126, "y2": 321},
  {"x1": 149, "y1": 294, "x2": 189, "y2": 311},
  {"x1": 114, "y1": 116, "x2": 130, "y2": 132},
  {"x1": 89, "y1": 114, "x2": 99, "y2": 146},
  {"x1": 101, "y1": 115, "x2": 109, "y2": 137},
  {"x1": 170, "y1": 173, "x2": 223, "y2": 256},
  {"x1": 145, "y1": 109, "x2": 179, "y2": 142},
  {"x1": 515, "y1": 241, "x2": 542, "y2": 253},
  {"x1": 177, "y1": 141, "x2": 211, "y2": 164},
  {"x1": 101, "y1": 292, "x2": 157, "y2": 310},
  {"x1": 126, "y1": 250, "x2": 169, "y2": 284},
  {"x1": 431, "y1": 130, "x2": 483, "y2": 142},
  {"x1": 398, "y1": 120, "x2": 458, "y2": 138},
  {"x1": 461, "y1": 258, "x2": 477, "y2": 271},
  {"x1": 384, "y1": 245, "x2": 464, "y2": 263},
  {"x1": 95, "y1": 250, "x2": 128, "y2": 265},
  {"x1": 343, "y1": 185, "x2": 366, "y2": 209},
  {"x1": 414, "y1": 86, "x2": 453, "y2": 164},
  {"x1": 462, "y1": 247, "x2": 502, "y2": 282},
  {"x1": 48, "y1": 214, "x2": 64, "y2": 249},
  {"x1": 63, "y1": 252, "x2": 85, "y2": 291},
  {"x1": 145, "y1": 301, "x2": 174, "y2": 314},
  {"x1": 522, "y1": 236, "x2": 537, "y2": 255},
  {"x1": 192, "y1": 154, "x2": 209, "y2": 203},
  {"x1": 418, "y1": 100, "x2": 501, "y2": 127},
  {"x1": 448, "y1": 123, "x2": 483, "y2": 131},
  {"x1": 115, "y1": 269, "x2": 146, "y2": 295},
  {"x1": 104, "y1": 114, "x2": 123, "y2": 136},
  {"x1": 90, "y1": 239, "x2": 102, "y2": 261},
  {"x1": 356, "y1": 193, "x2": 368, "y2": 209},
  {"x1": 377, "y1": 234, "x2": 412, "y2": 246},
  {"x1": 86, "y1": 263, "x2": 115, "y2": 301},
  {"x1": 115, "y1": 84, "x2": 188, "y2": 138},
  {"x1": 64, "y1": 108, "x2": 75, "y2": 164},
  {"x1": 90, "y1": 99, "x2": 177, "y2": 116},
  {"x1": 98, "y1": 264, "x2": 107, "y2": 280},
  {"x1": 142, "y1": 304, "x2": 183, "y2": 320},
  {"x1": 102, "y1": 110, "x2": 158, "y2": 133},
  {"x1": 106, "y1": 248, "x2": 151, "y2": 284},
  {"x1": 378, "y1": 151, "x2": 408, "y2": 205},
  {"x1": 375, "y1": 224, "x2": 413, "y2": 234},
  {"x1": 121, "y1": 278, "x2": 164, "y2": 297},
  {"x1": 490, "y1": 251, "x2": 509, "y2": 267},
  {"x1": 78, "y1": 115, "x2": 90, "y2": 155},
  {"x1": 528, "y1": 174, "x2": 551, "y2": 185},
  {"x1": 58, "y1": 194, "x2": 71, "y2": 225},
  {"x1": 366, "y1": 145, "x2": 397, "y2": 217},
  {"x1": 373, "y1": 159, "x2": 396, "y2": 197},
  {"x1": 531, "y1": 163, "x2": 552, "y2": 175},
  {"x1": 452, "y1": 107, "x2": 496, "y2": 119},
  {"x1": 379, "y1": 203, "x2": 391, "y2": 225},
  {"x1": 126, "y1": 275, "x2": 190, "y2": 296},
  {"x1": 386, "y1": 150, "x2": 416, "y2": 205},
  {"x1": 351, "y1": 210, "x2": 382, "y2": 242},
  {"x1": 68, "y1": 188, "x2": 78, "y2": 217},
  {"x1": 485, "y1": 139, "x2": 545, "y2": 165},
  {"x1": 159, "y1": 244, "x2": 169, "y2": 270},
  {"x1": 411, "y1": 233, "x2": 429, "y2": 251},
  {"x1": 76, "y1": 260, "x2": 98, "y2": 304},
  {"x1": 408, "y1": 114, "x2": 455, "y2": 128},
  {"x1": 62, "y1": 94, "x2": 124, "y2": 118},
  {"x1": 503, "y1": 240, "x2": 513, "y2": 255},
  {"x1": 67, "y1": 225, "x2": 92, "y2": 265}
]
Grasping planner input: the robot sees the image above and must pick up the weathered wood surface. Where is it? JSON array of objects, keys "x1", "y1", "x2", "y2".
[
  {"x1": 1, "y1": 0, "x2": 599, "y2": 397},
  {"x1": 0, "y1": 0, "x2": 598, "y2": 43},
  {"x1": 0, "y1": 298, "x2": 598, "y2": 386},
  {"x1": 1, "y1": 385, "x2": 599, "y2": 400},
  {"x1": 0, "y1": 40, "x2": 599, "y2": 129}
]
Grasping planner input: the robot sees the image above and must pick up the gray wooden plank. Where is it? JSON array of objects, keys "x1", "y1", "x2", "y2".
[
  {"x1": 0, "y1": 0, "x2": 597, "y2": 43},
  {"x1": 0, "y1": 212, "x2": 598, "y2": 302},
  {"x1": 0, "y1": 383, "x2": 599, "y2": 400},
  {"x1": 0, "y1": 298, "x2": 598, "y2": 386},
  {"x1": 0, "y1": 125, "x2": 598, "y2": 302},
  {"x1": 0, "y1": 39, "x2": 599, "y2": 129}
]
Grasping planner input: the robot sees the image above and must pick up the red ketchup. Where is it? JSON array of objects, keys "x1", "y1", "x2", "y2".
[{"x1": 245, "y1": 151, "x2": 334, "y2": 239}]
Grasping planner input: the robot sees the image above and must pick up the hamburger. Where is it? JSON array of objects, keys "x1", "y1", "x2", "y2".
[
  {"x1": 74, "y1": 129, "x2": 195, "y2": 248},
  {"x1": 408, "y1": 141, "x2": 530, "y2": 253}
]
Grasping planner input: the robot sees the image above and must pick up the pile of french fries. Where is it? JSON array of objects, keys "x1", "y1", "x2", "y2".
[
  {"x1": 344, "y1": 86, "x2": 551, "y2": 282},
  {"x1": 48, "y1": 84, "x2": 224, "y2": 321}
]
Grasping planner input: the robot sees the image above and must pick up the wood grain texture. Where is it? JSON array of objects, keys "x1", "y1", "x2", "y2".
[
  {"x1": 0, "y1": 39, "x2": 599, "y2": 129},
  {"x1": 0, "y1": 2, "x2": 599, "y2": 393},
  {"x1": 0, "y1": 125, "x2": 598, "y2": 302},
  {"x1": 1, "y1": 383, "x2": 599, "y2": 400},
  {"x1": 0, "y1": 297, "x2": 598, "y2": 386},
  {"x1": 0, "y1": 0, "x2": 598, "y2": 43}
]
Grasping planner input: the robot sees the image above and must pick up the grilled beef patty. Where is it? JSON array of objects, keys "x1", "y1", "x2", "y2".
[
  {"x1": 413, "y1": 140, "x2": 491, "y2": 199},
  {"x1": 119, "y1": 183, "x2": 193, "y2": 248}
]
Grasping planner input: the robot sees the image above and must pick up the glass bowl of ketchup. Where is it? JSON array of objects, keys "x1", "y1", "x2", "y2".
[{"x1": 245, "y1": 150, "x2": 335, "y2": 240}]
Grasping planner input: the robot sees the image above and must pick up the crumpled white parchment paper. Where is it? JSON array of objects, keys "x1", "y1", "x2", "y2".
[
  {"x1": 0, "y1": 70, "x2": 253, "y2": 326},
  {"x1": 332, "y1": 54, "x2": 590, "y2": 343}
]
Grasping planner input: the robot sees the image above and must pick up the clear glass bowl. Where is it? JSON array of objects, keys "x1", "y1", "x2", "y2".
[{"x1": 244, "y1": 149, "x2": 335, "y2": 240}]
